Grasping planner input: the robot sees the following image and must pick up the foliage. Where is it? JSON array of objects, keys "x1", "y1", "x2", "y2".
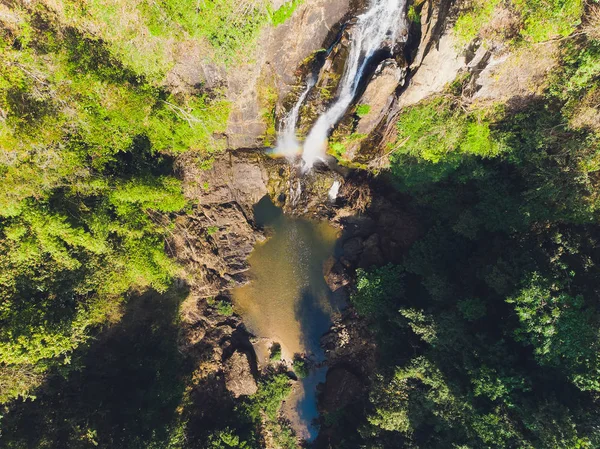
[
  {"x1": 217, "y1": 301, "x2": 235, "y2": 317},
  {"x1": 338, "y1": 29, "x2": 600, "y2": 449},
  {"x1": 407, "y1": 4, "x2": 421, "y2": 24},
  {"x1": 0, "y1": 2, "x2": 232, "y2": 404},
  {"x1": 207, "y1": 225, "x2": 220, "y2": 236},
  {"x1": 56, "y1": 0, "x2": 274, "y2": 79},
  {"x1": 454, "y1": 0, "x2": 503, "y2": 44},
  {"x1": 454, "y1": 0, "x2": 585, "y2": 45},
  {"x1": 328, "y1": 132, "x2": 367, "y2": 162},
  {"x1": 391, "y1": 97, "x2": 501, "y2": 166},
  {"x1": 355, "y1": 104, "x2": 371, "y2": 118},
  {"x1": 270, "y1": 0, "x2": 305, "y2": 27},
  {"x1": 508, "y1": 273, "x2": 600, "y2": 391},
  {"x1": 208, "y1": 428, "x2": 252, "y2": 448},
  {"x1": 292, "y1": 356, "x2": 309, "y2": 379},
  {"x1": 245, "y1": 374, "x2": 292, "y2": 422},
  {"x1": 513, "y1": 0, "x2": 584, "y2": 42},
  {"x1": 270, "y1": 343, "x2": 282, "y2": 361},
  {"x1": 368, "y1": 356, "x2": 459, "y2": 434},
  {"x1": 0, "y1": 292, "x2": 193, "y2": 449},
  {"x1": 351, "y1": 265, "x2": 403, "y2": 318}
]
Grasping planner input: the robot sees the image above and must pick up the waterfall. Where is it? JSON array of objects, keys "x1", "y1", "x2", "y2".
[
  {"x1": 301, "y1": 0, "x2": 407, "y2": 170},
  {"x1": 328, "y1": 180, "x2": 341, "y2": 201},
  {"x1": 275, "y1": 76, "x2": 316, "y2": 158}
]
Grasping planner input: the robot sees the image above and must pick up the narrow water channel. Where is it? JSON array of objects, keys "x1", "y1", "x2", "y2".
[{"x1": 232, "y1": 196, "x2": 344, "y2": 440}]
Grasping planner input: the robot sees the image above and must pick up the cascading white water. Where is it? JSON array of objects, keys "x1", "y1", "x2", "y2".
[
  {"x1": 328, "y1": 180, "x2": 341, "y2": 201},
  {"x1": 275, "y1": 76, "x2": 316, "y2": 158},
  {"x1": 301, "y1": 0, "x2": 407, "y2": 170}
]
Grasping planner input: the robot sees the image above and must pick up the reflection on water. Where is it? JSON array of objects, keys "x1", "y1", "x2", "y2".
[{"x1": 232, "y1": 196, "x2": 342, "y2": 439}]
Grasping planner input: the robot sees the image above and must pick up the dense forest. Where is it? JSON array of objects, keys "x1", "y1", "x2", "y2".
[
  {"x1": 1, "y1": 0, "x2": 600, "y2": 448},
  {"x1": 346, "y1": 1, "x2": 600, "y2": 447}
]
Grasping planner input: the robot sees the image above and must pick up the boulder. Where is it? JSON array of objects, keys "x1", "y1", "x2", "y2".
[
  {"x1": 224, "y1": 351, "x2": 258, "y2": 398},
  {"x1": 321, "y1": 367, "x2": 362, "y2": 412},
  {"x1": 323, "y1": 257, "x2": 350, "y2": 291},
  {"x1": 342, "y1": 237, "x2": 363, "y2": 262},
  {"x1": 359, "y1": 233, "x2": 384, "y2": 268}
]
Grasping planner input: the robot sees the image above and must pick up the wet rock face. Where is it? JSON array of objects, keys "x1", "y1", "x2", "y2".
[
  {"x1": 226, "y1": 0, "x2": 352, "y2": 148},
  {"x1": 224, "y1": 351, "x2": 258, "y2": 398},
  {"x1": 296, "y1": 22, "x2": 354, "y2": 136},
  {"x1": 278, "y1": 164, "x2": 346, "y2": 218}
]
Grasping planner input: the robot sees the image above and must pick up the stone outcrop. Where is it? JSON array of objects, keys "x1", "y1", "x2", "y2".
[
  {"x1": 354, "y1": 60, "x2": 405, "y2": 136},
  {"x1": 345, "y1": 59, "x2": 406, "y2": 160},
  {"x1": 398, "y1": 30, "x2": 464, "y2": 108},
  {"x1": 320, "y1": 367, "x2": 362, "y2": 412},
  {"x1": 181, "y1": 150, "x2": 271, "y2": 212},
  {"x1": 224, "y1": 351, "x2": 258, "y2": 397},
  {"x1": 173, "y1": 151, "x2": 271, "y2": 298},
  {"x1": 471, "y1": 42, "x2": 559, "y2": 104}
]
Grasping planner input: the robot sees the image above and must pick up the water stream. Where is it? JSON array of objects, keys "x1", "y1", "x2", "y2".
[
  {"x1": 232, "y1": 197, "x2": 344, "y2": 439},
  {"x1": 276, "y1": 76, "x2": 316, "y2": 159}
]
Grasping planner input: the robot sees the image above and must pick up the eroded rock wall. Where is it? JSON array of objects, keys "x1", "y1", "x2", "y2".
[{"x1": 226, "y1": 0, "x2": 353, "y2": 148}]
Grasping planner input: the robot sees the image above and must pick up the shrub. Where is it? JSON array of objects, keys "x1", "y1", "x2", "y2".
[
  {"x1": 270, "y1": 0, "x2": 304, "y2": 26},
  {"x1": 356, "y1": 104, "x2": 371, "y2": 118},
  {"x1": 270, "y1": 343, "x2": 282, "y2": 361},
  {"x1": 407, "y1": 5, "x2": 421, "y2": 24},
  {"x1": 454, "y1": 0, "x2": 502, "y2": 44},
  {"x1": 207, "y1": 226, "x2": 220, "y2": 236},
  {"x1": 513, "y1": 0, "x2": 584, "y2": 42},
  {"x1": 454, "y1": 0, "x2": 585, "y2": 45},
  {"x1": 292, "y1": 356, "x2": 309, "y2": 378},
  {"x1": 207, "y1": 298, "x2": 234, "y2": 316},
  {"x1": 246, "y1": 374, "x2": 292, "y2": 421}
]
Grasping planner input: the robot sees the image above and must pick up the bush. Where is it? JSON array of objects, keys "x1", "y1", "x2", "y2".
[
  {"x1": 454, "y1": 0, "x2": 585, "y2": 45},
  {"x1": 356, "y1": 104, "x2": 371, "y2": 118},
  {"x1": 246, "y1": 375, "x2": 292, "y2": 421},
  {"x1": 270, "y1": 343, "x2": 282, "y2": 361},
  {"x1": 292, "y1": 356, "x2": 309, "y2": 379},
  {"x1": 207, "y1": 298, "x2": 234, "y2": 316},
  {"x1": 270, "y1": 0, "x2": 304, "y2": 26},
  {"x1": 391, "y1": 98, "x2": 501, "y2": 164},
  {"x1": 513, "y1": 0, "x2": 584, "y2": 42}
]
